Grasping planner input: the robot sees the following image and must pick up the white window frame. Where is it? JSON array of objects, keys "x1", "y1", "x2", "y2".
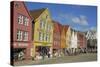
[
  {"x1": 17, "y1": 30, "x2": 23, "y2": 41},
  {"x1": 17, "y1": 30, "x2": 20, "y2": 41},
  {"x1": 24, "y1": 17, "x2": 29, "y2": 26},
  {"x1": 45, "y1": 34, "x2": 48, "y2": 41},
  {"x1": 40, "y1": 20, "x2": 44, "y2": 29},
  {"x1": 40, "y1": 18, "x2": 46, "y2": 29},
  {"x1": 42, "y1": 33, "x2": 44, "y2": 41},
  {"x1": 23, "y1": 31, "x2": 28, "y2": 41},
  {"x1": 39, "y1": 32, "x2": 42, "y2": 41},
  {"x1": 18, "y1": 15, "x2": 23, "y2": 24}
]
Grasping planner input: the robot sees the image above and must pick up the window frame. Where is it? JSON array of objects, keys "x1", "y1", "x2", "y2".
[
  {"x1": 17, "y1": 30, "x2": 23, "y2": 41},
  {"x1": 23, "y1": 31, "x2": 28, "y2": 41}
]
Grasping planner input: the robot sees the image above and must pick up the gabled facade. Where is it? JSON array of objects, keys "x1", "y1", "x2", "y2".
[
  {"x1": 60, "y1": 25, "x2": 68, "y2": 55},
  {"x1": 64, "y1": 26, "x2": 72, "y2": 55},
  {"x1": 30, "y1": 8, "x2": 53, "y2": 59},
  {"x1": 85, "y1": 30, "x2": 97, "y2": 40},
  {"x1": 52, "y1": 21, "x2": 61, "y2": 57},
  {"x1": 70, "y1": 29, "x2": 78, "y2": 55},
  {"x1": 77, "y1": 32, "x2": 87, "y2": 53},
  {"x1": 61, "y1": 26, "x2": 66, "y2": 49},
  {"x1": 70, "y1": 29, "x2": 78, "y2": 48},
  {"x1": 85, "y1": 30, "x2": 97, "y2": 52},
  {"x1": 10, "y1": 1, "x2": 32, "y2": 64}
]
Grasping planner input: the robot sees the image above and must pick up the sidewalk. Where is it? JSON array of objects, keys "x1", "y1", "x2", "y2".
[
  {"x1": 14, "y1": 57, "x2": 54, "y2": 66},
  {"x1": 14, "y1": 53, "x2": 97, "y2": 66}
]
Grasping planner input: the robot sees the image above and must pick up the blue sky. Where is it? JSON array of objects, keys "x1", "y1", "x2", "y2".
[{"x1": 25, "y1": 2, "x2": 97, "y2": 32}]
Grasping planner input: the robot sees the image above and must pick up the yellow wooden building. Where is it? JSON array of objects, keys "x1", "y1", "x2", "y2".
[
  {"x1": 61, "y1": 25, "x2": 70, "y2": 55},
  {"x1": 30, "y1": 8, "x2": 53, "y2": 58},
  {"x1": 61, "y1": 26, "x2": 66, "y2": 49}
]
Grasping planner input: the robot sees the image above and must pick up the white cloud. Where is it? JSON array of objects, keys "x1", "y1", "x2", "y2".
[
  {"x1": 72, "y1": 17, "x2": 80, "y2": 23},
  {"x1": 59, "y1": 13, "x2": 88, "y2": 26},
  {"x1": 72, "y1": 15, "x2": 88, "y2": 25},
  {"x1": 59, "y1": 13, "x2": 73, "y2": 19},
  {"x1": 79, "y1": 27, "x2": 97, "y2": 32}
]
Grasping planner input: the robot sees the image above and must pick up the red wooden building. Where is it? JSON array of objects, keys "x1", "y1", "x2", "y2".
[
  {"x1": 77, "y1": 32, "x2": 87, "y2": 53},
  {"x1": 53, "y1": 20, "x2": 62, "y2": 57},
  {"x1": 10, "y1": 1, "x2": 33, "y2": 64}
]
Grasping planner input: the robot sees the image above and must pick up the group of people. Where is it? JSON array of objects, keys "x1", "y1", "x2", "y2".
[{"x1": 34, "y1": 46, "x2": 51, "y2": 60}]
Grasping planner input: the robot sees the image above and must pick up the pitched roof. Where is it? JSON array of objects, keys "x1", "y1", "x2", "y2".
[
  {"x1": 23, "y1": 2, "x2": 32, "y2": 19},
  {"x1": 11, "y1": 1, "x2": 32, "y2": 19},
  {"x1": 52, "y1": 20, "x2": 60, "y2": 32},
  {"x1": 30, "y1": 8, "x2": 46, "y2": 20},
  {"x1": 64, "y1": 25, "x2": 69, "y2": 34},
  {"x1": 64, "y1": 25, "x2": 69, "y2": 31},
  {"x1": 52, "y1": 20, "x2": 62, "y2": 34}
]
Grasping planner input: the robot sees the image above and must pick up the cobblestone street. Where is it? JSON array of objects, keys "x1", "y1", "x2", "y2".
[{"x1": 14, "y1": 53, "x2": 97, "y2": 66}]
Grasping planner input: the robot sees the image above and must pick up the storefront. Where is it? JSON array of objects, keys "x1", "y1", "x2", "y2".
[
  {"x1": 33, "y1": 42, "x2": 52, "y2": 60},
  {"x1": 35, "y1": 46, "x2": 50, "y2": 59},
  {"x1": 12, "y1": 42, "x2": 32, "y2": 62},
  {"x1": 13, "y1": 48, "x2": 26, "y2": 61}
]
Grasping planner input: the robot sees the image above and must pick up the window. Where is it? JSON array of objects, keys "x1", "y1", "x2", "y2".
[
  {"x1": 49, "y1": 25, "x2": 51, "y2": 31},
  {"x1": 40, "y1": 22, "x2": 42, "y2": 29},
  {"x1": 18, "y1": 14, "x2": 29, "y2": 26},
  {"x1": 45, "y1": 34, "x2": 48, "y2": 41},
  {"x1": 17, "y1": 30, "x2": 28, "y2": 41},
  {"x1": 24, "y1": 17, "x2": 29, "y2": 26},
  {"x1": 44, "y1": 34, "x2": 46, "y2": 41},
  {"x1": 46, "y1": 34, "x2": 50, "y2": 42},
  {"x1": 23, "y1": 31, "x2": 28, "y2": 41},
  {"x1": 39, "y1": 32, "x2": 42, "y2": 41},
  {"x1": 40, "y1": 19, "x2": 45, "y2": 29},
  {"x1": 20, "y1": 31, "x2": 23, "y2": 41},
  {"x1": 17, "y1": 31, "x2": 20, "y2": 40},
  {"x1": 40, "y1": 20, "x2": 43, "y2": 29},
  {"x1": 42, "y1": 33, "x2": 44, "y2": 41},
  {"x1": 49, "y1": 35, "x2": 50, "y2": 42},
  {"x1": 47, "y1": 24, "x2": 51, "y2": 31},
  {"x1": 18, "y1": 15, "x2": 23, "y2": 24},
  {"x1": 17, "y1": 30, "x2": 23, "y2": 41},
  {"x1": 43, "y1": 21, "x2": 45, "y2": 29}
]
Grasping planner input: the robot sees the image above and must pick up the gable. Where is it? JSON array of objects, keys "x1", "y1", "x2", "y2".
[
  {"x1": 30, "y1": 8, "x2": 46, "y2": 20},
  {"x1": 13, "y1": 1, "x2": 31, "y2": 19}
]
